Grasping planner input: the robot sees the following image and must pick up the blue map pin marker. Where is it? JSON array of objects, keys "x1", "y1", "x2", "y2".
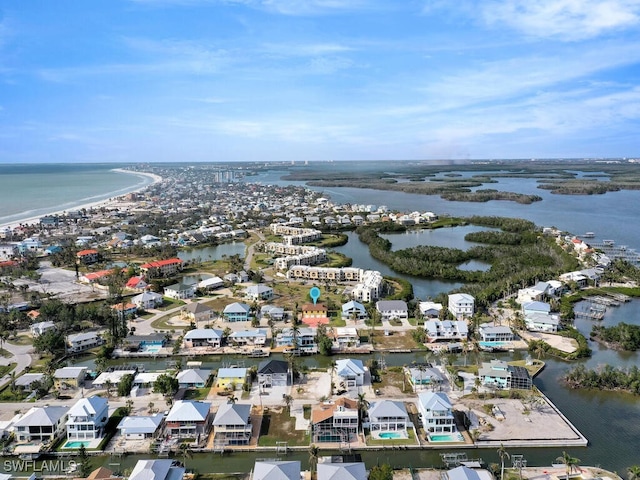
[{"x1": 310, "y1": 286, "x2": 321, "y2": 305}]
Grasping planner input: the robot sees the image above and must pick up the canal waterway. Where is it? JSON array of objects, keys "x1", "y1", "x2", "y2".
[{"x1": 177, "y1": 242, "x2": 246, "y2": 263}]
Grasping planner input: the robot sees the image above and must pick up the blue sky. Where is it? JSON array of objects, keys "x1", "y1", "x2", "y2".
[{"x1": 1, "y1": 0, "x2": 639, "y2": 163}]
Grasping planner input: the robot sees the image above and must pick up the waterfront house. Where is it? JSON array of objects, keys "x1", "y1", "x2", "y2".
[
  {"x1": 129, "y1": 459, "x2": 185, "y2": 480},
  {"x1": 53, "y1": 366, "x2": 87, "y2": 390},
  {"x1": 275, "y1": 327, "x2": 318, "y2": 353},
  {"x1": 335, "y1": 359, "x2": 366, "y2": 388},
  {"x1": 424, "y1": 320, "x2": 468, "y2": 342},
  {"x1": 216, "y1": 367, "x2": 248, "y2": 390},
  {"x1": 261, "y1": 305, "x2": 285, "y2": 321},
  {"x1": 367, "y1": 400, "x2": 410, "y2": 433},
  {"x1": 311, "y1": 398, "x2": 359, "y2": 444},
  {"x1": 66, "y1": 396, "x2": 109, "y2": 440},
  {"x1": 176, "y1": 369, "x2": 211, "y2": 389},
  {"x1": 182, "y1": 302, "x2": 214, "y2": 325},
  {"x1": 222, "y1": 302, "x2": 251, "y2": 322},
  {"x1": 13, "y1": 406, "x2": 69, "y2": 443},
  {"x1": 212, "y1": 402, "x2": 252, "y2": 446},
  {"x1": 317, "y1": 462, "x2": 367, "y2": 480},
  {"x1": 123, "y1": 333, "x2": 167, "y2": 352},
  {"x1": 301, "y1": 303, "x2": 329, "y2": 326},
  {"x1": 14, "y1": 373, "x2": 45, "y2": 392},
  {"x1": 406, "y1": 365, "x2": 443, "y2": 390},
  {"x1": 163, "y1": 282, "x2": 196, "y2": 300},
  {"x1": 332, "y1": 327, "x2": 360, "y2": 350},
  {"x1": 448, "y1": 293, "x2": 475, "y2": 320},
  {"x1": 139, "y1": 258, "x2": 183, "y2": 277},
  {"x1": 341, "y1": 300, "x2": 367, "y2": 321},
  {"x1": 76, "y1": 249, "x2": 99, "y2": 264},
  {"x1": 478, "y1": 323, "x2": 515, "y2": 342},
  {"x1": 375, "y1": 300, "x2": 408, "y2": 321},
  {"x1": 257, "y1": 359, "x2": 289, "y2": 388},
  {"x1": 30, "y1": 321, "x2": 55, "y2": 336},
  {"x1": 164, "y1": 400, "x2": 212, "y2": 439},
  {"x1": 198, "y1": 276, "x2": 225, "y2": 291},
  {"x1": 244, "y1": 284, "x2": 274, "y2": 301},
  {"x1": 419, "y1": 301, "x2": 443, "y2": 319},
  {"x1": 183, "y1": 328, "x2": 223, "y2": 348},
  {"x1": 443, "y1": 466, "x2": 493, "y2": 480},
  {"x1": 117, "y1": 413, "x2": 164, "y2": 440},
  {"x1": 252, "y1": 461, "x2": 300, "y2": 480},
  {"x1": 478, "y1": 360, "x2": 533, "y2": 390},
  {"x1": 418, "y1": 392, "x2": 457, "y2": 434},
  {"x1": 228, "y1": 328, "x2": 268, "y2": 347},
  {"x1": 522, "y1": 301, "x2": 559, "y2": 332},
  {"x1": 133, "y1": 372, "x2": 163, "y2": 389},
  {"x1": 67, "y1": 331, "x2": 104, "y2": 353},
  {"x1": 92, "y1": 369, "x2": 137, "y2": 389},
  {"x1": 131, "y1": 291, "x2": 164, "y2": 310}
]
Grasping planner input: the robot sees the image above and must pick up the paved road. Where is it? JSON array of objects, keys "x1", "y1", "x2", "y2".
[{"x1": 0, "y1": 339, "x2": 34, "y2": 390}]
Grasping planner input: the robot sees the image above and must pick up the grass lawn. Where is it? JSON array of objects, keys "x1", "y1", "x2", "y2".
[
  {"x1": 510, "y1": 359, "x2": 545, "y2": 377},
  {"x1": 366, "y1": 428, "x2": 417, "y2": 446},
  {"x1": 258, "y1": 407, "x2": 309, "y2": 447},
  {"x1": 373, "y1": 331, "x2": 424, "y2": 350},
  {"x1": 156, "y1": 298, "x2": 186, "y2": 311},
  {"x1": 376, "y1": 367, "x2": 413, "y2": 393},
  {"x1": 328, "y1": 317, "x2": 347, "y2": 327},
  {"x1": 151, "y1": 314, "x2": 184, "y2": 331},
  {"x1": 203, "y1": 296, "x2": 240, "y2": 311},
  {"x1": 0, "y1": 363, "x2": 16, "y2": 377},
  {"x1": 0, "y1": 348, "x2": 12, "y2": 358},
  {"x1": 8, "y1": 335, "x2": 33, "y2": 346},
  {"x1": 0, "y1": 385, "x2": 29, "y2": 402},
  {"x1": 182, "y1": 388, "x2": 210, "y2": 400}
]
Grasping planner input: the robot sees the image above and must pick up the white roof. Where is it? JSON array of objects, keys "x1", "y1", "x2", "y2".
[
  {"x1": 14, "y1": 406, "x2": 69, "y2": 428},
  {"x1": 317, "y1": 462, "x2": 367, "y2": 480},
  {"x1": 68, "y1": 396, "x2": 108, "y2": 417},
  {"x1": 213, "y1": 403, "x2": 250, "y2": 426},
  {"x1": 133, "y1": 372, "x2": 163, "y2": 385},
  {"x1": 184, "y1": 328, "x2": 223, "y2": 340},
  {"x1": 253, "y1": 461, "x2": 301, "y2": 480},
  {"x1": 166, "y1": 400, "x2": 210, "y2": 422},
  {"x1": 176, "y1": 369, "x2": 211, "y2": 384},
  {"x1": 129, "y1": 459, "x2": 185, "y2": 480},
  {"x1": 336, "y1": 359, "x2": 365, "y2": 376},
  {"x1": 368, "y1": 400, "x2": 408, "y2": 420},
  {"x1": 418, "y1": 392, "x2": 452, "y2": 411},
  {"x1": 54, "y1": 366, "x2": 87, "y2": 379},
  {"x1": 117, "y1": 413, "x2": 164, "y2": 435},
  {"x1": 217, "y1": 367, "x2": 247, "y2": 378},
  {"x1": 93, "y1": 370, "x2": 136, "y2": 386}
]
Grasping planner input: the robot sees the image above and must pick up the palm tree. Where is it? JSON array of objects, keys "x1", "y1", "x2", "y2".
[
  {"x1": 329, "y1": 360, "x2": 337, "y2": 395},
  {"x1": 555, "y1": 451, "x2": 580, "y2": 480},
  {"x1": 308, "y1": 444, "x2": 319, "y2": 474},
  {"x1": 497, "y1": 443, "x2": 510, "y2": 480},
  {"x1": 228, "y1": 394, "x2": 237, "y2": 404},
  {"x1": 283, "y1": 394, "x2": 293, "y2": 414},
  {"x1": 356, "y1": 393, "x2": 369, "y2": 435},
  {"x1": 627, "y1": 465, "x2": 640, "y2": 480}
]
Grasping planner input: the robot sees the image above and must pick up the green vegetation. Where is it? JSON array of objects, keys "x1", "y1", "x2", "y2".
[
  {"x1": 258, "y1": 408, "x2": 309, "y2": 446},
  {"x1": 183, "y1": 387, "x2": 210, "y2": 400},
  {"x1": 591, "y1": 322, "x2": 640, "y2": 351},
  {"x1": 357, "y1": 216, "x2": 580, "y2": 309},
  {"x1": 564, "y1": 364, "x2": 640, "y2": 394}
]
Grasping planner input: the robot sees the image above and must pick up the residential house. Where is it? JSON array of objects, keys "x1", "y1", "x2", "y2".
[
  {"x1": 419, "y1": 301, "x2": 443, "y2": 319},
  {"x1": 335, "y1": 359, "x2": 366, "y2": 388},
  {"x1": 523, "y1": 301, "x2": 560, "y2": 332},
  {"x1": 317, "y1": 463, "x2": 367, "y2": 480},
  {"x1": 367, "y1": 400, "x2": 410, "y2": 433},
  {"x1": 222, "y1": 302, "x2": 251, "y2": 322},
  {"x1": 244, "y1": 284, "x2": 274, "y2": 301},
  {"x1": 212, "y1": 402, "x2": 252, "y2": 446},
  {"x1": 129, "y1": 459, "x2": 185, "y2": 480},
  {"x1": 182, "y1": 303, "x2": 214, "y2": 325},
  {"x1": 275, "y1": 327, "x2": 318, "y2": 354},
  {"x1": 418, "y1": 392, "x2": 456, "y2": 434},
  {"x1": 443, "y1": 466, "x2": 493, "y2": 480},
  {"x1": 164, "y1": 282, "x2": 196, "y2": 300},
  {"x1": 198, "y1": 276, "x2": 225, "y2": 291},
  {"x1": 376, "y1": 300, "x2": 409, "y2": 321},
  {"x1": 424, "y1": 320, "x2": 468, "y2": 343},
  {"x1": 252, "y1": 461, "x2": 300, "y2": 480},
  {"x1": 301, "y1": 303, "x2": 329, "y2": 326},
  {"x1": 228, "y1": 329, "x2": 268, "y2": 347},
  {"x1": 67, "y1": 331, "x2": 104, "y2": 353},
  {"x1": 448, "y1": 293, "x2": 475, "y2": 320},
  {"x1": 30, "y1": 321, "x2": 55, "y2": 336},
  {"x1": 341, "y1": 301, "x2": 367, "y2": 321},
  {"x1": 13, "y1": 406, "x2": 69, "y2": 443},
  {"x1": 125, "y1": 276, "x2": 148, "y2": 291},
  {"x1": 139, "y1": 258, "x2": 183, "y2": 277},
  {"x1": 164, "y1": 400, "x2": 212, "y2": 439},
  {"x1": 15, "y1": 373, "x2": 45, "y2": 392},
  {"x1": 406, "y1": 365, "x2": 443, "y2": 390},
  {"x1": 333, "y1": 327, "x2": 360, "y2": 350},
  {"x1": 111, "y1": 302, "x2": 138, "y2": 319},
  {"x1": 216, "y1": 367, "x2": 248, "y2": 390},
  {"x1": 53, "y1": 366, "x2": 87, "y2": 390},
  {"x1": 183, "y1": 328, "x2": 223, "y2": 348},
  {"x1": 66, "y1": 396, "x2": 109, "y2": 440},
  {"x1": 311, "y1": 398, "x2": 359, "y2": 444},
  {"x1": 132, "y1": 291, "x2": 164, "y2": 310},
  {"x1": 123, "y1": 333, "x2": 167, "y2": 352},
  {"x1": 117, "y1": 414, "x2": 164, "y2": 440},
  {"x1": 478, "y1": 323, "x2": 515, "y2": 342},
  {"x1": 76, "y1": 249, "x2": 99, "y2": 264},
  {"x1": 261, "y1": 305, "x2": 284, "y2": 321},
  {"x1": 257, "y1": 359, "x2": 289, "y2": 388},
  {"x1": 176, "y1": 369, "x2": 212, "y2": 389},
  {"x1": 92, "y1": 369, "x2": 137, "y2": 389},
  {"x1": 478, "y1": 360, "x2": 533, "y2": 390}
]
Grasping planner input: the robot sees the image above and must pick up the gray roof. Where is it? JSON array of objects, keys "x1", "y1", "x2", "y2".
[
  {"x1": 217, "y1": 367, "x2": 248, "y2": 378},
  {"x1": 166, "y1": 400, "x2": 211, "y2": 422},
  {"x1": 447, "y1": 466, "x2": 483, "y2": 480},
  {"x1": 376, "y1": 300, "x2": 408, "y2": 311},
  {"x1": 68, "y1": 396, "x2": 108, "y2": 417},
  {"x1": 418, "y1": 392, "x2": 451, "y2": 411},
  {"x1": 15, "y1": 373, "x2": 45, "y2": 387},
  {"x1": 213, "y1": 403, "x2": 250, "y2": 426},
  {"x1": 368, "y1": 400, "x2": 408, "y2": 420},
  {"x1": 336, "y1": 359, "x2": 365, "y2": 376},
  {"x1": 54, "y1": 366, "x2": 87, "y2": 379},
  {"x1": 117, "y1": 413, "x2": 164, "y2": 435},
  {"x1": 176, "y1": 369, "x2": 211, "y2": 385},
  {"x1": 253, "y1": 461, "x2": 301, "y2": 480},
  {"x1": 185, "y1": 303, "x2": 212, "y2": 314},
  {"x1": 14, "y1": 406, "x2": 69, "y2": 427},
  {"x1": 258, "y1": 360, "x2": 288, "y2": 375},
  {"x1": 129, "y1": 459, "x2": 185, "y2": 480},
  {"x1": 223, "y1": 302, "x2": 250, "y2": 314},
  {"x1": 184, "y1": 328, "x2": 223, "y2": 340},
  {"x1": 317, "y1": 462, "x2": 367, "y2": 480}
]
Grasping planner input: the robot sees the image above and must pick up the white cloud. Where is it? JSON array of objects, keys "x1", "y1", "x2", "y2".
[{"x1": 481, "y1": 0, "x2": 640, "y2": 41}]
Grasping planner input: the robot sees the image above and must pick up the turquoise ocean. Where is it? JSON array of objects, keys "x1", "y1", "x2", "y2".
[{"x1": 0, "y1": 163, "x2": 154, "y2": 227}]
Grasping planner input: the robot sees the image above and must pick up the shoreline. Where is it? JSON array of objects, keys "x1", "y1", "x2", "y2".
[{"x1": 0, "y1": 169, "x2": 162, "y2": 232}]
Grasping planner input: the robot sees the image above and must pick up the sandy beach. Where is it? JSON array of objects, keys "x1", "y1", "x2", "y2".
[{"x1": 0, "y1": 168, "x2": 162, "y2": 231}]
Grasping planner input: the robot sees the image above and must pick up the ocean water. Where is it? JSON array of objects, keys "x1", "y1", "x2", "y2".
[{"x1": 0, "y1": 163, "x2": 154, "y2": 226}]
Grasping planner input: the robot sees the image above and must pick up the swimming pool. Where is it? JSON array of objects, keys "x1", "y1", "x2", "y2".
[
  {"x1": 429, "y1": 432, "x2": 464, "y2": 442},
  {"x1": 378, "y1": 431, "x2": 405, "y2": 439},
  {"x1": 63, "y1": 440, "x2": 91, "y2": 449},
  {"x1": 479, "y1": 341, "x2": 508, "y2": 349},
  {"x1": 140, "y1": 343, "x2": 163, "y2": 353}
]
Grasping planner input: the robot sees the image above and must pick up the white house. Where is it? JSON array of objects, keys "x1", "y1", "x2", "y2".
[
  {"x1": 376, "y1": 300, "x2": 408, "y2": 321},
  {"x1": 418, "y1": 392, "x2": 456, "y2": 435},
  {"x1": 228, "y1": 329, "x2": 268, "y2": 347},
  {"x1": 333, "y1": 327, "x2": 360, "y2": 350},
  {"x1": 244, "y1": 284, "x2": 274, "y2": 301},
  {"x1": 257, "y1": 359, "x2": 289, "y2": 388},
  {"x1": 212, "y1": 403, "x2": 252, "y2": 446},
  {"x1": 129, "y1": 459, "x2": 185, "y2": 480},
  {"x1": 164, "y1": 282, "x2": 196, "y2": 300},
  {"x1": 478, "y1": 323, "x2": 515, "y2": 342},
  {"x1": 67, "y1": 331, "x2": 104, "y2": 353},
  {"x1": 419, "y1": 301, "x2": 443, "y2": 319},
  {"x1": 252, "y1": 461, "x2": 300, "y2": 480},
  {"x1": 183, "y1": 328, "x2": 223, "y2": 348},
  {"x1": 66, "y1": 396, "x2": 109, "y2": 440},
  {"x1": 448, "y1": 293, "x2": 474, "y2": 320},
  {"x1": 30, "y1": 321, "x2": 55, "y2": 336},
  {"x1": 132, "y1": 291, "x2": 164, "y2": 310},
  {"x1": 335, "y1": 359, "x2": 365, "y2": 388},
  {"x1": 341, "y1": 301, "x2": 367, "y2": 321},
  {"x1": 13, "y1": 406, "x2": 69, "y2": 443},
  {"x1": 318, "y1": 462, "x2": 367, "y2": 480},
  {"x1": 424, "y1": 320, "x2": 468, "y2": 343},
  {"x1": 368, "y1": 400, "x2": 410, "y2": 433},
  {"x1": 117, "y1": 414, "x2": 164, "y2": 440}
]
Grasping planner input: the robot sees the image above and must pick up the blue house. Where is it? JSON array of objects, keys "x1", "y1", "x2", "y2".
[{"x1": 223, "y1": 302, "x2": 251, "y2": 322}]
